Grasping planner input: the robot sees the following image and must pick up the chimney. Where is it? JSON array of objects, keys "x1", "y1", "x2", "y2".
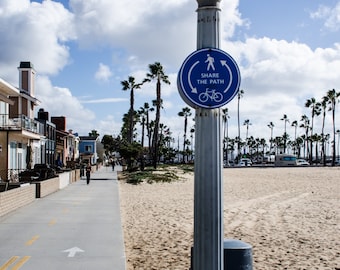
[
  {"x1": 51, "y1": 116, "x2": 67, "y2": 131},
  {"x1": 18, "y1": 61, "x2": 35, "y2": 96},
  {"x1": 37, "y1": 108, "x2": 49, "y2": 121}
]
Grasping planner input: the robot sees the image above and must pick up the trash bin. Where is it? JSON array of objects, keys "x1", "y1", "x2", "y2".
[
  {"x1": 223, "y1": 239, "x2": 253, "y2": 270},
  {"x1": 189, "y1": 239, "x2": 253, "y2": 270}
]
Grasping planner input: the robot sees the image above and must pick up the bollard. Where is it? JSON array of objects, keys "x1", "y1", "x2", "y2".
[
  {"x1": 223, "y1": 239, "x2": 253, "y2": 270},
  {"x1": 190, "y1": 240, "x2": 252, "y2": 270}
]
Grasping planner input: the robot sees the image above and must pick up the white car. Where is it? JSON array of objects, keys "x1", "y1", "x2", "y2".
[
  {"x1": 297, "y1": 159, "x2": 310, "y2": 166},
  {"x1": 240, "y1": 158, "x2": 252, "y2": 166},
  {"x1": 237, "y1": 161, "x2": 246, "y2": 167}
]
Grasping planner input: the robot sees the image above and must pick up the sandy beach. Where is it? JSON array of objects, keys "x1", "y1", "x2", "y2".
[{"x1": 119, "y1": 167, "x2": 340, "y2": 270}]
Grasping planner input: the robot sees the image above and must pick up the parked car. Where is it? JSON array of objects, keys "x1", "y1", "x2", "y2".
[
  {"x1": 296, "y1": 159, "x2": 310, "y2": 166},
  {"x1": 240, "y1": 158, "x2": 252, "y2": 166},
  {"x1": 274, "y1": 154, "x2": 297, "y2": 166},
  {"x1": 236, "y1": 161, "x2": 246, "y2": 167},
  {"x1": 335, "y1": 158, "x2": 340, "y2": 165}
]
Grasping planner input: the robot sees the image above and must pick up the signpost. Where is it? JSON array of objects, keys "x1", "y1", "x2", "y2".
[
  {"x1": 178, "y1": 48, "x2": 240, "y2": 109},
  {"x1": 177, "y1": 1, "x2": 241, "y2": 269}
]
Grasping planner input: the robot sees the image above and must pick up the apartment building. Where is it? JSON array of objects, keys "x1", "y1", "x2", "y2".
[
  {"x1": 0, "y1": 62, "x2": 98, "y2": 181},
  {"x1": 0, "y1": 62, "x2": 44, "y2": 181}
]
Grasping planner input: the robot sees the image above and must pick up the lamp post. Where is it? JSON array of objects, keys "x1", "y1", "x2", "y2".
[{"x1": 193, "y1": 1, "x2": 223, "y2": 269}]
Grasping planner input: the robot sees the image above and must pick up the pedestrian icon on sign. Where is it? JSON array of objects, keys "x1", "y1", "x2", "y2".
[{"x1": 205, "y1": 54, "x2": 215, "y2": 71}]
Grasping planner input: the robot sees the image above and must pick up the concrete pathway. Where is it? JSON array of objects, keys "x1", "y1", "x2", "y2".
[{"x1": 0, "y1": 165, "x2": 126, "y2": 270}]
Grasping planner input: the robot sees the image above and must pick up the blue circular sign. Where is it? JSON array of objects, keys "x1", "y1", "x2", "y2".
[{"x1": 178, "y1": 48, "x2": 241, "y2": 109}]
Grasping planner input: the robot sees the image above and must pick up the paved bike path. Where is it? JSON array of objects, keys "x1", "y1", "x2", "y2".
[{"x1": 0, "y1": 166, "x2": 126, "y2": 270}]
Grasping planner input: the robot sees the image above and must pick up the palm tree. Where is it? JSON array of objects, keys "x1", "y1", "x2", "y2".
[
  {"x1": 300, "y1": 115, "x2": 310, "y2": 159},
  {"x1": 295, "y1": 136, "x2": 304, "y2": 158},
  {"x1": 247, "y1": 135, "x2": 255, "y2": 157},
  {"x1": 280, "y1": 114, "x2": 289, "y2": 153},
  {"x1": 121, "y1": 76, "x2": 143, "y2": 144},
  {"x1": 311, "y1": 133, "x2": 322, "y2": 164},
  {"x1": 140, "y1": 102, "x2": 154, "y2": 153},
  {"x1": 190, "y1": 126, "x2": 195, "y2": 161},
  {"x1": 88, "y1": 129, "x2": 100, "y2": 138},
  {"x1": 291, "y1": 120, "x2": 298, "y2": 155},
  {"x1": 178, "y1": 107, "x2": 192, "y2": 163},
  {"x1": 267, "y1": 122, "x2": 275, "y2": 155},
  {"x1": 243, "y1": 119, "x2": 252, "y2": 154},
  {"x1": 326, "y1": 89, "x2": 340, "y2": 166},
  {"x1": 137, "y1": 105, "x2": 148, "y2": 170},
  {"x1": 260, "y1": 138, "x2": 267, "y2": 160},
  {"x1": 237, "y1": 89, "x2": 244, "y2": 159},
  {"x1": 305, "y1": 97, "x2": 321, "y2": 163},
  {"x1": 273, "y1": 136, "x2": 284, "y2": 154},
  {"x1": 144, "y1": 62, "x2": 170, "y2": 168},
  {"x1": 336, "y1": 129, "x2": 340, "y2": 163},
  {"x1": 222, "y1": 108, "x2": 230, "y2": 162},
  {"x1": 320, "y1": 96, "x2": 329, "y2": 165}
]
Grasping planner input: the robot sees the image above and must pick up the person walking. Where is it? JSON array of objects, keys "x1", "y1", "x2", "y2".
[
  {"x1": 86, "y1": 163, "x2": 91, "y2": 185},
  {"x1": 111, "y1": 156, "x2": 116, "y2": 171}
]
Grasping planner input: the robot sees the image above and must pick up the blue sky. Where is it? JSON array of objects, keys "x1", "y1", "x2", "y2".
[{"x1": 0, "y1": 0, "x2": 339, "y2": 148}]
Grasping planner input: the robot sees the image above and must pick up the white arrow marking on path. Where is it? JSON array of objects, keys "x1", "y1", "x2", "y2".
[
  {"x1": 62, "y1": 247, "x2": 85, "y2": 257},
  {"x1": 188, "y1": 60, "x2": 200, "y2": 93},
  {"x1": 220, "y1": 60, "x2": 233, "y2": 93}
]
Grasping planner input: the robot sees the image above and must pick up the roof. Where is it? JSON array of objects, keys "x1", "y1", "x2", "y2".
[
  {"x1": 79, "y1": 136, "x2": 99, "y2": 141},
  {"x1": 0, "y1": 78, "x2": 20, "y2": 95}
]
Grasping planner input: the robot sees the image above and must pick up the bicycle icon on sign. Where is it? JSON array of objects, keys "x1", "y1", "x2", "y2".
[{"x1": 198, "y1": 88, "x2": 223, "y2": 103}]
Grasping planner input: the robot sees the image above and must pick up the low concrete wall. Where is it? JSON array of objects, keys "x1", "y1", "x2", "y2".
[
  {"x1": 0, "y1": 184, "x2": 35, "y2": 217},
  {"x1": 70, "y1": 170, "x2": 76, "y2": 183},
  {"x1": 34, "y1": 177, "x2": 59, "y2": 198},
  {"x1": 59, "y1": 172, "x2": 70, "y2": 189},
  {"x1": 75, "y1": 169, "x2": 80, "y2": 181},
  {"x1": 0, "y1": 168, "x2": 81, "y2": 217},
  {"x1": 66, "y1": 169, "x2": 80, "y2": 183}
]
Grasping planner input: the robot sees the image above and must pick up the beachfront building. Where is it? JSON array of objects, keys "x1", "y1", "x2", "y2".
[
  {"x1": 0, "y1": 62, "x2": 44, "y2": 181},
  {"x1": 51, "y1": 116, "x2": 80, "y2": 168},
  {"x1": 79, "y1": 135, "x2": 99, "y2": 165},
  {"x1": 35, "y1": 108, "x2": 56, "y2": 166}
]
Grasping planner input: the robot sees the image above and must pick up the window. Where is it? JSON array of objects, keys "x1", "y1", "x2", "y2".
[
  {"x1": 283, "y1": 156, "x2": 296, "y2": 161},
  {"x1": 85, "y1": 145, "x2": 92, "y2": 152}
]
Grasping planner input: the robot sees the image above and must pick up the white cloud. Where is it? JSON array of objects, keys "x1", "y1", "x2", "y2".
[
  {"x1": 310, "y1": 2, "x2": 340, "y2": 31},
  {"x1": 94, "y1": 63, "x2": 113, "y2": 82},
  {"x1": 35, "y1": 75, "x2": 95, "y2": 133},
  {"x1": 0, "y1": 0, "x2": 76, "y2": 79},
  {"x1": 220, "y1": 0, "x2": 244, "y2": 40},
  {"x1": 222, "y1": 37, "x2": 340, "y2": 98},
  {"x1": 81, "y1": 98, "x2": 127, "y2": 104},
  {"x1": 69, "y1": 0, "x2": 196, "y2": 66},
  {"x1": 0, "y1": 0, "x2": 339, "y2": 145}
]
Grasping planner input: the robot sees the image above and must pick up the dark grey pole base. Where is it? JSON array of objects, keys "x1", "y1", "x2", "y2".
[
  {"x1": 190, "y1": 239, "x2": 253, "y2": 270},
  {"x1": 223, "y1": 239, "x2": 253, "y2": 270}
]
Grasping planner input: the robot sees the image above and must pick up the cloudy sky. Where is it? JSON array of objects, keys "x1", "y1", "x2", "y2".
[{"x1": 0, "y1": 0, "x2": 339, "y2": 148}]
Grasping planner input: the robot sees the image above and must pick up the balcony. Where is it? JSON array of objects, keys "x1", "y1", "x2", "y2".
[{"x1": 0, "y1": 114, "x2": 44, "y2": 136}]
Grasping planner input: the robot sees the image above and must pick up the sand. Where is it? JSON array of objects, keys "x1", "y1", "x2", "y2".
[{"x1": 119, "y1": 167, "x2": 340, "y2": 270}]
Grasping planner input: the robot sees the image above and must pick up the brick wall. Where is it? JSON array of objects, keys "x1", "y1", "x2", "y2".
[{"x1": 0, "y1": 184, "x2": 36, "y2": 217}]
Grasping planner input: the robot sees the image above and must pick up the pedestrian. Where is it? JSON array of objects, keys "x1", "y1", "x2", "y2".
[
  {"x1": 111, "y1": 156, "x2": 115, "y2": 171},
  {"x1": 86, "y1": 163, "x2": 91, "y2": 185}
]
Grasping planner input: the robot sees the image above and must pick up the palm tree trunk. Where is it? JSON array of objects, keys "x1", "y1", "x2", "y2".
[
  {"x1": 332, "y1": 107, "x2": 336, "y2": 166},
  {"x1": 237, "y1": 96, "x2": 240, "y2": 159},
  {"x1": 153, "y1": 79, "x2": 161, "y2": 169}
]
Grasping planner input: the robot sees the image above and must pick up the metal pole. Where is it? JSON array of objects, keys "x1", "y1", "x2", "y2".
[{"x1": 193, "y1": 1, "x2": 223, "y2": 269}]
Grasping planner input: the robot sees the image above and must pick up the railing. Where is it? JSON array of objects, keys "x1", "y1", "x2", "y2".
[
  {"x1": 0, "y1": 114, "x2": 44, "y2": 135},
  {"x1": 0, "y1": 169, "x2": 25, "y2": 183}
]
